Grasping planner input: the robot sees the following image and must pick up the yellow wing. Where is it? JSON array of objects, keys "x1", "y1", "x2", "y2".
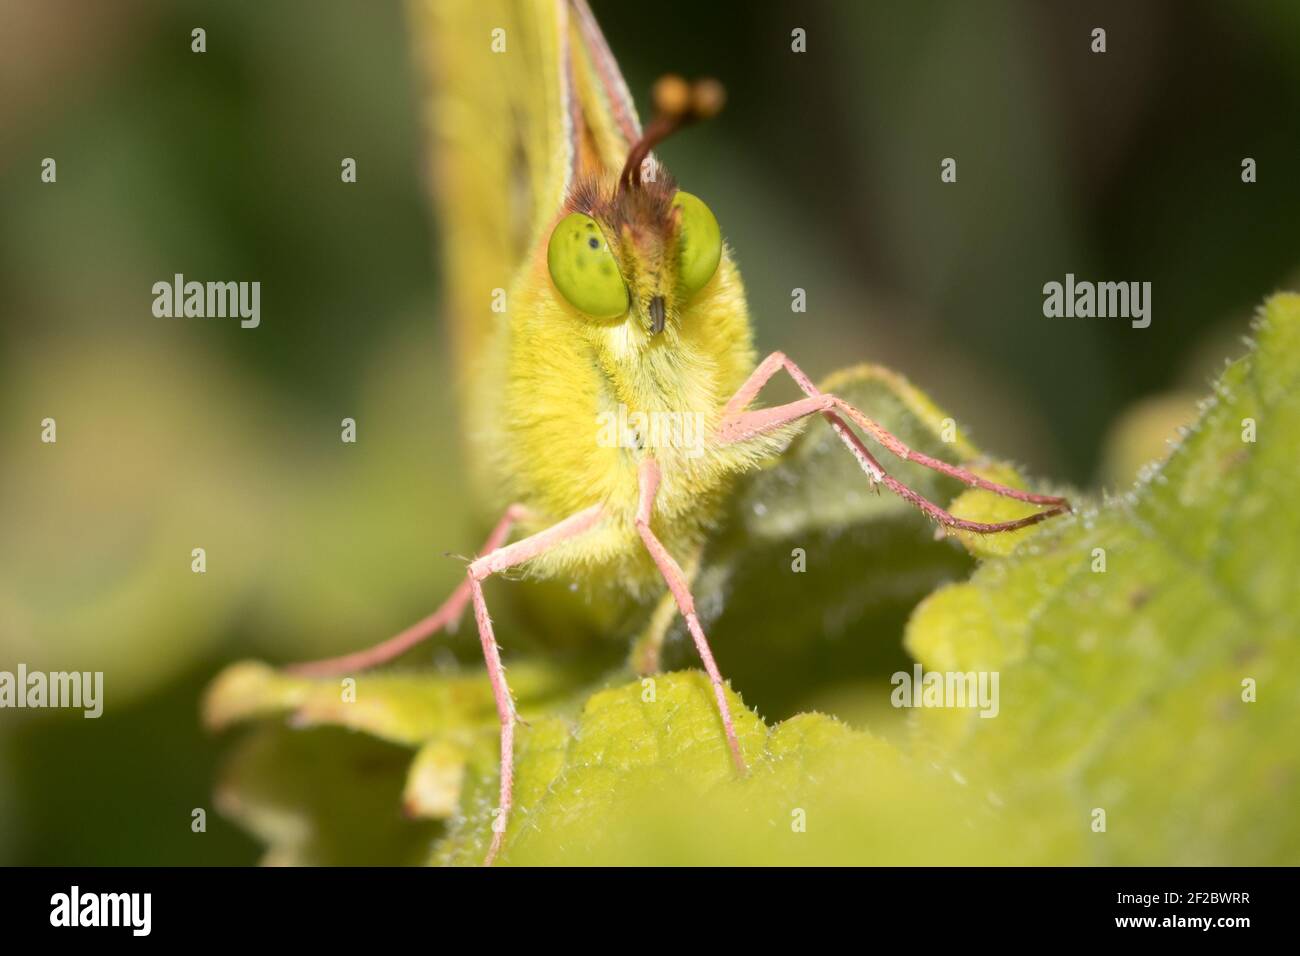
[{"x1": 409, "y1": 0, "x2": 642, "y2": 383}]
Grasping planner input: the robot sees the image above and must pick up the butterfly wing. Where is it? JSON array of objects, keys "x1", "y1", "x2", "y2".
[{"x1": 409, "y1": 0, "x2": 641, "y2": 377}]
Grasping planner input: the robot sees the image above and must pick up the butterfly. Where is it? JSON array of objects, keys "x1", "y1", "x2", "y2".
[{"x1": 290, "y1": 0, "x2": 1069, "y2": 864}]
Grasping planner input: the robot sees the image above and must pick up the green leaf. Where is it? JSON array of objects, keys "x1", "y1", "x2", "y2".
[
  {"x1": 203, "y1": 659, "x2": 584, "y2": 747},
  {"x1": 207, "y1": 663, "x2": 1023, "y2": 864},
  {"x1": 203, "y1": 657, "x2": 596, "y2": 846},
  {"x1": 905, "y1": 292, "x2": 1300, "y2": 864},
  {"x1": 433, "y1": 671, "x2": 1019, "y2": 865}
]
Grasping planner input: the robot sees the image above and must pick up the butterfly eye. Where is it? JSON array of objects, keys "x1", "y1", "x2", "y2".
[
  {"x1": 547, "y1": 213, "x2": 630, "y2": 319},
  {"x1": 672, "y1": 191, "x2": 722, "y2": 296}
]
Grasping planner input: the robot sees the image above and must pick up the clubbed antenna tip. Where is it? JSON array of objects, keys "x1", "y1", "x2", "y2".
[{"x1": 619, "y1": 75, "x2": 727, "y2": 192}]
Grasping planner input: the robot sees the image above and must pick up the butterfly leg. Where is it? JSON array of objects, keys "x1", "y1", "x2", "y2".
[
  {"x1": 717, "y1": 352, "x2": 1070, "y2": 533},
  {"x1": 467, "y1": 503, "x2": 605, "y2": 865},
  {"x1": 635, "y1": 458, "x2": 747, "y2": 773},
  {"x1": 286, "y1": 504, "x2": 535, "y2": 677},
  {"x1": 629, "y1": 541, "x2": 703, "y2": 676}
]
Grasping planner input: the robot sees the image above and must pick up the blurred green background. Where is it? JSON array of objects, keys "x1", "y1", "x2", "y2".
[{"x1": 1, "y1": 0, "x2": 1297, "y2": 864}]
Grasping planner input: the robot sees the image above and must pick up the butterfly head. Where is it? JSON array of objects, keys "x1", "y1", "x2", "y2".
[{"x1": 547, "y1": 77, "x2": 725, "y2": 341}]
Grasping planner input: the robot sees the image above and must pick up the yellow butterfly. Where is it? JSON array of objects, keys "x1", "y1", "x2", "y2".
[{"x1": 292, "y1": 0, "x2": 1068, "y2": 864}]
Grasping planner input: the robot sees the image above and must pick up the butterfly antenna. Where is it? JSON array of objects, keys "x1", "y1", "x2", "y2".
[{"x1": 619, "y1": 75, "x2": 725, "y2": 192}]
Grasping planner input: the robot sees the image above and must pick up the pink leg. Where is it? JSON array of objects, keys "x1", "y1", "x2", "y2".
[
  {"x1": 635, "y1": 458, "x2": 747, "y2": 774},
  {"x1": 467, "y1": 504, "x2": 605, "y2": 866},
  {"x1": 718, "y1": 352, "x2": 1070, "y2": 533},
  {"x1": 286, "y1": 504, "x2": 534, "y2": 677}
]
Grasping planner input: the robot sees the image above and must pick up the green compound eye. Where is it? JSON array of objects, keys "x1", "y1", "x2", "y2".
[
  {"x1": 546, "y1": 212, "x2": 629, "y2": 319},
  {"x1": 672, "y1": 191, "x2": 722, "y2": 296}
]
